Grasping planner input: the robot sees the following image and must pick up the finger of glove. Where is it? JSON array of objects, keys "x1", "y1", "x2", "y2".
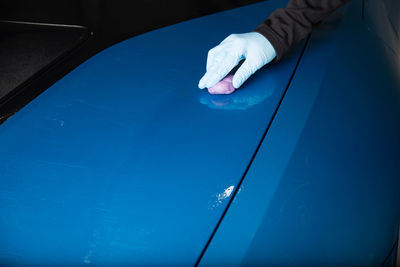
[
  {"x1": 199, "y1": 47, "x2": 225, "y2": 89},
  {"x1": 232, "y1": 58, "x2": 260, "y2": 89},
  {"x1": 200, "y1": 51, "x2": 233, "y2": 89},
  {"x1": 203, "y1": 53, "x2": 240, "y2": 89},
  {"x1": 220, "y1": 34, "x2": 237, "y2": 45},
  {"x1": 206, "y1": 45, "x2": 224, "y2": 72}
]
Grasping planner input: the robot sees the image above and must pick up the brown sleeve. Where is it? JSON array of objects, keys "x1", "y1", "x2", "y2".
[{"x1": 254, "y1": 0, "x2": 350, "y2": 60}]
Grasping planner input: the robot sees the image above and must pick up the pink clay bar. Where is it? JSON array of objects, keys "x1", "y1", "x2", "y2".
[{"x1": 208, "y1": 75, "x2": 236, "y2": 95}]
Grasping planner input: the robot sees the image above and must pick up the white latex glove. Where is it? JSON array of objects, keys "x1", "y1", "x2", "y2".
[{"x1": 198, "y1": 32, "x2": 276, "y2": 90}]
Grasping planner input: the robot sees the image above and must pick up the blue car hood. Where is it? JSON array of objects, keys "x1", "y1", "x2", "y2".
[{"x1": 0, "y1": 1, "x2": 304, "y2": 265}]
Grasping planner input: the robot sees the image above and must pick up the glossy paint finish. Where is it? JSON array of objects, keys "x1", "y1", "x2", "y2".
[
  {"x1": 0, "y1": 1, "x2": 305, "y2": 265},
  {"x1": 201, "y1": 1, "x2": 400, "y2": 266}
]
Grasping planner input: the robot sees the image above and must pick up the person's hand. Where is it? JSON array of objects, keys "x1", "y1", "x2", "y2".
[{"x1": 198, "y1": 32, "x2": 276, "y2": 90}]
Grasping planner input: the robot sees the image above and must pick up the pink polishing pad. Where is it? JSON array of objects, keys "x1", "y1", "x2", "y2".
[{"x1": 208, "y1": 75, "x2": 236, "y2": 95}]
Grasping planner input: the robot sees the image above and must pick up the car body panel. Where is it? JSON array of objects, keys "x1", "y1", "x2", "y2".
[
  {"x1": 0, "y1": 1, "x2": 305, "y2": 265},
  {"x1": 200, "y1": 1, "x2": 400, "y2": 266}
]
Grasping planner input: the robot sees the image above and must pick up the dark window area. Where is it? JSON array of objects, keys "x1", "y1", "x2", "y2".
[{"x1": 0, "y1": 22, "x2": 89, "y2": 100}]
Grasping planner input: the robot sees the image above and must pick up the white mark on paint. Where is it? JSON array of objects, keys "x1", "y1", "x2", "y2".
[
  {"x1": 208, "y1": 185, "x2": 235, "y2": 210},
  {"x1": 51, "y1": 118, "x2": 64, "y2": 127},
  {"x1": 83, "y1": 253, "x2": 92, "y2": 264},
  {"x1": 217, "y1": 185, "x2": 234, "y2": 201}
]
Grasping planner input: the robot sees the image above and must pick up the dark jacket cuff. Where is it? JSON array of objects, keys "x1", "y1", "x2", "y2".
[{"x1": 254, "y1": 24, "x2": 289, "y2": 62}]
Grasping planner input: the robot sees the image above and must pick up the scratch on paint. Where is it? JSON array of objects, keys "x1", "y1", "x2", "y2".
[
  {"x1": 208, "y1": 185, "x2": 234, "y2": 210},
  {"x1": 217, "y1": 185, "x2": 234, "y2": 201},
  {"x1": 0, "y1": 249, "x2": 21, "y2": 257},
  {"x1": 51, "y1": 118, "x2": 65, "y2": 127},
  {"x1": 36, "y1": 160, "x2": 88, "y2": 169}
]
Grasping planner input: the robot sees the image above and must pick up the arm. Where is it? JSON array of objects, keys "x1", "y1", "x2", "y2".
[{"x1": 255, "y1": 0, "x2": 350, "y2": 60}]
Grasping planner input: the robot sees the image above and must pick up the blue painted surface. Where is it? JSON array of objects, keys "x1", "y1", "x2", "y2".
[
  {"x1": 201, "y1": 1, "x2": 400, "y2": 266},
  {"x1": 0, "y1": 1, "x2": 304, "y2": 265}
]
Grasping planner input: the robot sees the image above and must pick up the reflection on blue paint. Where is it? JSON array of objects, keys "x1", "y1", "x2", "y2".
[{"x1": 199, "y1": 72, "x2": 275, "y2": 110}]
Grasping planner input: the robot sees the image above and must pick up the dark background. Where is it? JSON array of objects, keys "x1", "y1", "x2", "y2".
[{"x1": 0, "y1": 0, "x2": 265, "y2": 122}]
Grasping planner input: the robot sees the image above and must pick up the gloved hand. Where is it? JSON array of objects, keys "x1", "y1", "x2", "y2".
[{"x1": 198, "y1": 32, "x2": 277, "y2": 90}]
